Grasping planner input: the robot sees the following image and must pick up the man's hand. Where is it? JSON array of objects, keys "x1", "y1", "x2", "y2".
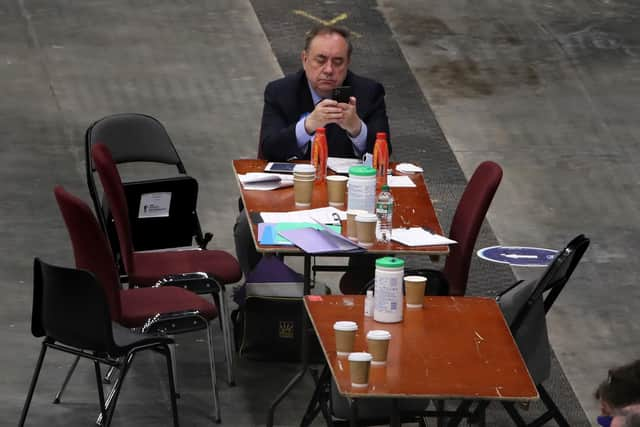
[
  {"x1": 335, "y1": 96, "x2": 362, "y2": 137},
  {"x1": 304, "y1": 99, "x2": 343, "y2": 134}
]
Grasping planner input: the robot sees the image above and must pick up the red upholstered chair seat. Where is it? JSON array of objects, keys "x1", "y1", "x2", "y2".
[
  {"x1": 120, "y1": 286, "x2": 217, "y2": 328},
  {"x1": 132, "y1": 250, "x2": 242, "y2": 288}
]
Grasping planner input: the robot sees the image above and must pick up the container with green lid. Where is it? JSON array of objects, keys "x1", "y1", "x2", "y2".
[
  {"x1": 374, "y1": 256, "x2": 405, "y2": 323},
  {"x1": 348, "y1": 165, "x2": 376, "y2": 176},
  {"x1": 348, "y1": 166, "x2": 376, "y2": 213},
  {"x1": 375, "y1": 257, "x2": 405, "y2": 269}
]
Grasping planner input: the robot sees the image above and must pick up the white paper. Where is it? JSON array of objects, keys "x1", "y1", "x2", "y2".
[
  {"x1": 138, "y1": 192, "x2": 171, "y2": 218},
  {"x1": 387, "y1": 175, "x2": 416, "y2": 188},
  {"x1": 239, "y1": 173, "x2": 293, "y2": 191},
  {"x1": 391, "y1": 227, "x2": 457, "y2": 247},
  {"x1": 260, "y1": 206, "x2": 346, "y2": 224},
  {"x1": 327, "y1": 157, "x2": 362, "y2": 174},
  {"x1": 395, "y1": 163, "x2": 424, "y2": 173}
]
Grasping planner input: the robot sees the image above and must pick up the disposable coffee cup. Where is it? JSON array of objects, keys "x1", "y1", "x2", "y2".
[
  {"x1": 355, "y1": 213, "x2": 377, "y2": 246},
  {"x1": 366, "y1": 330, "x2": 391, "y2": 365},
  {"x1": 346, "y1": 209, "x2": 367, "y2": 240},
  {"x1": 326, "y1": 175, "x2": 348, "y2": 206},
  {"x1": 348, "y1": 352, "x2": 373, "y2": 388},
  {"x1": 334, "y1": 321, "x2": 358, "y2": 356},
  {"x1": 294, "y1": 173, "x2": 315, "y2": 207},
  {"x1": 404, "y1": 275, "x2": 427, "y2": 308}
]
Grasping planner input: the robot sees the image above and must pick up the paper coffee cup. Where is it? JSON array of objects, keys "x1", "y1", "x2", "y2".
[
  {"x1": 366, "y1": 330, "x2": 391, "y2": 365},
  {"x1": 334, "y1": 321, "x2": 358, "y2": 356},
  {"x1": 348, "y1": 352, "x2": 373, "y2": 387},
  {"x1": 346, "y1": 209, "x2": 367, "y2": 240},
  {"x1": 294, "y1": 176, "x2": 314, "y2": 207},
  {"x1": 404, "y1": 275, "x2": 427, "y2": 308},
  {"x1": 326, "y1": 175, "x2": 348, "y2": 207},
  {"x1": 355, "y1": 213, "x2": 377, "y2": 246}
]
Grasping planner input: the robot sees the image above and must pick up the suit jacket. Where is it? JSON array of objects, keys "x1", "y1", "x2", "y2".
[{"x1": 259, "y1": 70, "x2": 390, "y2": 161}]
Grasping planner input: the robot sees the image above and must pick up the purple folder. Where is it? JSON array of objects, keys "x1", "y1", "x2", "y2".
[{"x1": 278, "y1": 227, "x2": 365, "y2": 254}]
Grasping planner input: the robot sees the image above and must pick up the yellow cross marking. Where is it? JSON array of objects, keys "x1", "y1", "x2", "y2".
[{"x1": 292, "y1": 10, "x2": 362, "y2": 38}]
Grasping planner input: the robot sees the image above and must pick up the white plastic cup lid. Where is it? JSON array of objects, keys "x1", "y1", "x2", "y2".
[
  {"x1": 348, "y1": 352, "x2": 373, "y2": 362},
  {"x1": 347, "y1": 209, "x2": 367, "y2": 216},
  {"x1": 404, "y1": 275, "x2": 427, "y2": 283},
  {"x1": 334, "y1": 321, "x2": 358, "y2": 331},
  {"x1": 355, "y1": 213, "x2": 377, "y2": 223},
  {"x1": 327, "y1": 175, "x2": 348, "y2": 182},
  {"x1": 293, "y1": 164, "x2": 316, "y2": 173},
  {"x1": 366, "y1": 330, "x2": 391, "y2": 340}
]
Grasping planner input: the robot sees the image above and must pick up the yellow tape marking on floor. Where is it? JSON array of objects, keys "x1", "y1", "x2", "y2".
[{"x1": 292, "y1": 10, "x2": 362, "y2": 38}]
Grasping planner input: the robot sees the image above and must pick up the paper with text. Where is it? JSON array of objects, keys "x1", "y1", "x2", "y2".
[{"x1": 138, "y1": 192, "x2": 171, "y2": 218}]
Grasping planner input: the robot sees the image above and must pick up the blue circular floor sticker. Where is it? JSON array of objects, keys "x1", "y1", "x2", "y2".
[{"x1": 477, "y1": 246, "x2": 558, "y2": 267}]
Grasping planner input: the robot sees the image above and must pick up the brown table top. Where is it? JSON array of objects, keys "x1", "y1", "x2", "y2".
[
  {"x1": 304, "y1": 295, "x2": 538, "y2": 401},
  {"x1": 232, "y1": 159, "x2": 449, "y2": 255}
]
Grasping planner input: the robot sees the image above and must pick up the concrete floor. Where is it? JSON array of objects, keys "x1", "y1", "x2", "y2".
[
  {"x1": 2, "y1": 0, "x2": 638, "y2": 425},
  {"x1": 378, "y1": 0, "x2": 640, "y2": 421}
]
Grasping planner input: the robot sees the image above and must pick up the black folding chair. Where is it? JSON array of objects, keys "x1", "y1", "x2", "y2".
[
  {"x1": 85, "y1": 113, "x2": 212, "y2": 261},
  {"x1": 459, "y1": 234, "x2": 591, "y2": 426},
  {"x1": 19, "y1": 259, "x2": 179, "y2": 427}
]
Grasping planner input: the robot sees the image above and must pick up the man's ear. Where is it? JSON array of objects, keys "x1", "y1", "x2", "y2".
[{"x1": 301, "y1": 50, "x2": 307, "y2": 65}]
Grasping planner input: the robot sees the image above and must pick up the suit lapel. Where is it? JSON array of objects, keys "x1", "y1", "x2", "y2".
[{"x1": 297, "y1": 72, "x2": 314, "y2": 117}]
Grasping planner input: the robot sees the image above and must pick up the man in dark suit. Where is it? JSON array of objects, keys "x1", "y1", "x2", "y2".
[
  {"x1": 259, "y1": 24, "x2": 389, "y2": 160},
  {"x1": 235, "y1": 25, "x2": 390, "y2": 292}
]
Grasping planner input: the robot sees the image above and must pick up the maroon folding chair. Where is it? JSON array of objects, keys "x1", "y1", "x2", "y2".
[
  {"x1": 92, "y1": 142, "x2": 241, "y2": 385},
  {"x1": 54, "y1": 186, "x2": 222, "y2": 422},
  {"x1": 407, "y1": 161, "x2": 503, "y2": 296}
]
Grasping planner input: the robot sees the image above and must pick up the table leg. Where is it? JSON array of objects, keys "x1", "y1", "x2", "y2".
[
  {"x1": 447, "y1": 400, "x2": 473, "y2": 427},
  {"x1": 266, "y1": 255, "x2": 312, "y2": 427},
  {"x1": 349, "y1": 398, "x2": 359, "y2": 427},
  {"x1": 390, "y1": 398, "x2": 401, "y2": 427},
  {"x1": 300, "y1": 364, "x2": 330, "y2": 427}
]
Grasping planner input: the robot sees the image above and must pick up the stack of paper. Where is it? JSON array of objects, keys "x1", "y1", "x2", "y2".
[
  {"x1": 327, "y1": 157, "x2": 362, "y2": 174},
  {"x1": 238, "y1": 173, "x2": 293, "y2": 191},
  {"x1": 387, "y1": 176, "x2": 416, "y2": 188},
  {"x1": 259, "y1": 206, "x2": 346, "y2": 224},
  {"x1": 391, "y1": 227, "x2": 457, "y2": 247}
]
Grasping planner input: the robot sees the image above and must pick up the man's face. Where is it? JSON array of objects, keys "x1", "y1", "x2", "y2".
[{"x1": 301, "y1": 32, "x2": 350, "y2": 98}]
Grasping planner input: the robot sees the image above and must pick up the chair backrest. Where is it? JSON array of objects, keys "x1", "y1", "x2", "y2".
[
  {"x1": 511, "y1": 234, "x2": 590, "y2": 332},
  {"x1": 443, "y1": 161, "x2": 503, "y2": 295},
  {"x1": 85, "y1": 113, "x2": 205, "y2": 254},
  {"x1": 497, "y1": 234, "x2": 589, "y2": 383},
  {"x1": 33, "y1": 258, "x2": 116, "y2": 353},
  {"x1": 85, "y1": 113, "x2": 183, "y2": 168},
  {"x1": 53, "y1": 185, "x2": 123, "y2": 322},
  {"x1": 91, "y1": 144, "x2": 137, "y2": 278}
]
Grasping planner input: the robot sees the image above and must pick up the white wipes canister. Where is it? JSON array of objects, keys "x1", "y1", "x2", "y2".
[
  {"x1": 347, "y1": 165, "x2": 377, "y2": 213},
  {"x1": 373, "y1": 257, "x2": 405, "y2": 323}
]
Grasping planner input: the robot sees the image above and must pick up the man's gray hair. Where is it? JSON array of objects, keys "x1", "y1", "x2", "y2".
[{"x1": 304, "y1": 24, "x2": 353, "y2": 58}]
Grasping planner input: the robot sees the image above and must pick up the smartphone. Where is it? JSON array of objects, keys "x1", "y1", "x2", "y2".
[
  {"x1": 264, "y1": 162, "x2": 296, "y2": 173},
  {"x1": 332, "y1": 86, "x2": 352, "y2": 103}
]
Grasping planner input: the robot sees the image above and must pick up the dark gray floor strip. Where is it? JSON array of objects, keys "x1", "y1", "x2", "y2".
[{"x1": 250, "y1": 0, "x2": 590, "y2": 424}]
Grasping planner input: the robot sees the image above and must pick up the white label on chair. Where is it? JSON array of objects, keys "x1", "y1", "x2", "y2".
[{"x1": 138, "y1": 192, "x2": 171, "y2": 218}]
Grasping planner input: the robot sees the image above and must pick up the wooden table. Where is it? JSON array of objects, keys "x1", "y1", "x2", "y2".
[
  {"x1": 232, "y1": 159, "x2": 449, "y2": 256},
  {"x1": 305, "y1": 295, "x2": 538, "y2": 426},
  {"x1": 232, "y1": 159, "x2": 451, "y2": 426}
]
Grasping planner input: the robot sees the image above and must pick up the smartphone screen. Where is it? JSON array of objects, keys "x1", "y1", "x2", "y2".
[
  {"x1": 332, "y1": 86, "x2": 352, "y2": 103},
  {"x1": 264, "y1": 162, "x2": 296, "y2": 173}
]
